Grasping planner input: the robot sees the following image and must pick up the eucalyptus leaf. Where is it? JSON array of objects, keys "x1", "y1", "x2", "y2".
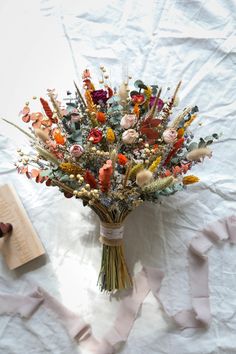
[
  {"x1": 40, "y1": 169, "x2": 52, "y2": 177},
  {"x1": 59, "y1": 175, "x2": 71, "y2": 182},
  {"x1": 206, "y1": 140, "x2": 213, "y2": 145},
  {"x1": 107, "y1": 96, "x2": 119, "y2": 104},
  {"x1": 204, "y1": 135, "x2": 214, "y2": 142},
  {"x1": 187, "y1": 142, "x2": 198, "y2": 151},
  {"x1": 139, "y1": 83, "x2": 148, "y2": 90},
  {"x1": 198, "y1": 138, "x2": 206, "y2": 148},
  {"x1": 69, "y1": 130, "x2": 82, "y2": 143},
  {"x1": 150, "y1": 85, "x2": 158, "y2": 95},
  {"x1": 66, "y1": 102, "x2": 77, "y2": 109},
  {"x1": 134, "y1": 80, "x2": 144, "y2": 89}
]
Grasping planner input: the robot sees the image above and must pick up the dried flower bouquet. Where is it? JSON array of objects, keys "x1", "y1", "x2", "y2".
[{"x1": 2, "y1": 67, "x2": 218, "y2": 292}]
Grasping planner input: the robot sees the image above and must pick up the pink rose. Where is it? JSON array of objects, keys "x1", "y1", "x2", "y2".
[
  {"x1": 120, "y1": 114, "x2": 137, "y2": 129},
  {"x1": 163, "y1": 128, "x2": 177, "y2": 144},
  {"x1": 70, "y1": 144, "x2": 84, "y2": 157},
  {"x1": 122, "y1": 129, "x2": 139, "y2": 144}
]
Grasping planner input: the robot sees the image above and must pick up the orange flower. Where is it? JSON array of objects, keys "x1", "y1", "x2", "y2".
[
  {"x1": 164, "y1": 170, "x2": 171, "y2": 177},
  {"x1": 153, "y1": 144, "x2": 159, "y2": 151},
  {"x1": 53, "y1": 129, "x2": 66, "y2": 145},
  {"x1": 118, "y1": 153, "x2": 128, "y2": 165},
  {"x1": 133, "y1": 103, "x2": 140, "y2": 117},
  {"x1": 177, "y1": 128, "x2": 185, "y2": 138},
  {"x1": 96, "y1": 111, "x2": 106, "y2": 124}
]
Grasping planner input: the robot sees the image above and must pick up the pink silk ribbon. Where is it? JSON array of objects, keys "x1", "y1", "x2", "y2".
[{"x1": 0, "y1": 215, "x2": 235, "y2": 353}]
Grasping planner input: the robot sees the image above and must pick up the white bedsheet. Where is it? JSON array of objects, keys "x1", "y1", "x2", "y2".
[{"x1": 1, "y1": 0, "x2": 236, "y2": 353}]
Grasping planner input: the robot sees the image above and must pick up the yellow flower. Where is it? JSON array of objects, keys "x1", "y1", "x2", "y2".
[
  {"x1": 182, "y1": 175, "x2": 200, "y2": 185},
  {"x1": 106, "y1": 128, "x2": 115, "y2": 143},
  {"x1": 148, "y1": 156, "x2": 161, "y2": 173}
]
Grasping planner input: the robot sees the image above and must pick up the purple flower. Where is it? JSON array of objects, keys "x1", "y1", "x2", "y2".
[
  {"x1": 91, "y1": 89, "x2": 108, "y2": 105},
  {"x1": 149, "y1": 96, "x2": 164, "y2": 111}
]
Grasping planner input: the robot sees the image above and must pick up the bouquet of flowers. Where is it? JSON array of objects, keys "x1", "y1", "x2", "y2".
[{"x1": 3, "y1": 67, "x2": 217, "y2": 292}]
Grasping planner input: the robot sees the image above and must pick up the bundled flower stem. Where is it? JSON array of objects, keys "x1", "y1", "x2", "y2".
[{"x1": 3, "y1": 66, "x2": 218, "y2": 292}]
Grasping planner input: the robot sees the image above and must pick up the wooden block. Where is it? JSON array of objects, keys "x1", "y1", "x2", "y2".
[{"x1": 0, "y1": 184, "x2": 45, "y2": 269}]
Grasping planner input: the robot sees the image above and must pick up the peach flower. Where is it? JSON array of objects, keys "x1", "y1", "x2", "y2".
[
  {"x1": 120, "y1": 114, "x2": 137, "y2": 129},
  {"x1": 163, "y1": 128, "x2": 177, "y2": 144},
  {"x1": 122, "y1": 129, "x2": 139, "y2": 144}
]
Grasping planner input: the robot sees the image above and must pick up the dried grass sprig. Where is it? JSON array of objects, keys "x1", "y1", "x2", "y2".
[
  {"x1": 169, "y1": 106, "x2": 193, "y2": 129},
  {"x1": 142, "y1": 176, "x2": 174, "y2": 193},
  {"x1": 1, "y1": 118, "x2": 35, "y2": 140},
  {"x1": 36, "y1": 146, "x2": 60, "y2": 165},
  {"x1": 123, "y1": 161, "x2": 132, "y2": 188},
  {"x1": 48, "y1": 92, "x2": 63, "y2": 121},
  {"x1": 186, "y1": 148, "x2": 212, "y2": 161}
]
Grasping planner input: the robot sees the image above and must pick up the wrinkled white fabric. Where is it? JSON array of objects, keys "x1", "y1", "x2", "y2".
[{"x1": 1, "y1": 0, "x2": 236, "y2": 353}]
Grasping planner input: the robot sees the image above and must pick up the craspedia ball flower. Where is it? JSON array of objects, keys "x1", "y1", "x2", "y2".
[{"x1": 106, "y1": 128, "x2": 115, "y2": 143}]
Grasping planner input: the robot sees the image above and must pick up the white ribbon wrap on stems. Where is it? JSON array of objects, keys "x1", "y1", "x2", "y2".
[{"x1": 100, "y1": 223, "x2": 124, "y2": 240}]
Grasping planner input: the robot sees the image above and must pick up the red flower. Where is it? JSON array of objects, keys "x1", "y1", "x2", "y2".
[
  {"x1": 84, "y1": 170, "x2": 97, "y2": 188},
  {"x1": 117, "y1": 153, "x2": 128, "y2": 166},
  {"x1": 88, "y1": 128, "x2": 103, "y2": 144},
  {"x1": 131, "y1": 93, "x2": 145, "y2": 105}
]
